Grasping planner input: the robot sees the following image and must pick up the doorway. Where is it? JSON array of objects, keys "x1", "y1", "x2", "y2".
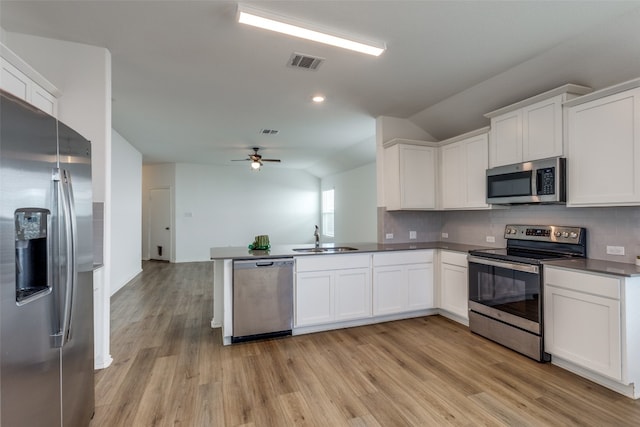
[{"x1": 149, "y1": 188, "x2": 172, "y2": 262}]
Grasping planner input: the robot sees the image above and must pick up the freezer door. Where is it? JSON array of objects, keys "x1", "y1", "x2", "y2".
[
  {"x1": 57, "y1": 121, "x2": 95, "y2": 426},
  {"x1": 1, "y1": 92, "x2": 62, "y2": 426}
]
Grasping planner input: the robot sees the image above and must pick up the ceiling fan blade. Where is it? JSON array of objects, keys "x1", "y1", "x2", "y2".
[
  {"x1": 231, "y1": 159, "x2": 250, "y2": 162},
  {"x1": 261, "y1": 159, "x2": 281, "y2": 162}
]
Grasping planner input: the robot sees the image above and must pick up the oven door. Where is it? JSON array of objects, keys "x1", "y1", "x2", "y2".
[{"x1": 468, "y1": 255, "x2": 542, "y2": 334}]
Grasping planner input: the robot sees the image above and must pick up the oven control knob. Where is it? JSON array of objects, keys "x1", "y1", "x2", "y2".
[
  {"x1": 554, "y1": 231, "x2": 562, "y2": 237},
  {"x1": 507, "y1": 228, "x2": 516, "y2": 235},
  {"x1": 562, "y1": 232, "x2": 569, "y2": 238},
  {"x1": 569, "y1": 232, "x2": 578, "y2": 239}
]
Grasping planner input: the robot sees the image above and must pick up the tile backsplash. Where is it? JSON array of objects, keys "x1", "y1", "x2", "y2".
[{"x1": 379, "y1": 205, "x2": 640, "y2": 264}]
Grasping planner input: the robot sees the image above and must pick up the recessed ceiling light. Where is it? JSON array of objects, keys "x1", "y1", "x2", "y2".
[
  {"x1": 312, "y1": 95, "x2": 325, "y2": 103},
  {"x1": 237, "y1": 5, "x2": 386, "y2": 57}
]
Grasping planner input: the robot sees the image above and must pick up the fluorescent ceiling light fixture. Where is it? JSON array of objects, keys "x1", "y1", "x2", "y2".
[
  {"x1": 237, "y1": 5, "x2": 385, "y2": 57},
  {"x1": 312, "y1": 95, "x2": 325, "y2": 103}
]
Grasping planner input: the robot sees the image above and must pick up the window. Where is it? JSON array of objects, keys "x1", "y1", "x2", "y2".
[{"x1": 322, "y1": 189, "x2": 334, "y2": 237}]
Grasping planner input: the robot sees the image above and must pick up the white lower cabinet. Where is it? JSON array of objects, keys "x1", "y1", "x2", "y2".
[
  {"x1": 372, "y1": 250, "x2": 434, "y2": 316},
  {"x1": 295, "y1": 271, "x2": 334, "y2": 326},
  {"x1": 544, "y1": 266, "x2": 640, "y2": 399},
  {"x1": 295, "y1": 254, "x2": 371, "y2": 327},
  {"x1": 372, "y1": 265, "x2": 407, "y2": 315},
  {"x1": 438, "y1": 251, "x2": 468, "y2": 322},
  {"x1": 334, "y1": 268, "x2": 371, "y2": 321}
]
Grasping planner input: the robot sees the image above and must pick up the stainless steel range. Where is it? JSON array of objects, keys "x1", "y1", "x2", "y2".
[{"x1": 467, "y1": 224, "x2": 587, "y2": 362}]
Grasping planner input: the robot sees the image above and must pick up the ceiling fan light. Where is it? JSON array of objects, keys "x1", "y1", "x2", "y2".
[{"x1": 250, "y1": 161, "x2": 262, "y2": 170}]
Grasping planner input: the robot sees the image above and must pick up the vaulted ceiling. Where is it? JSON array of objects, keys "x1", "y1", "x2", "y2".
[{"x1": 2, "y1": 1, "x2": 639, "y2": 176}]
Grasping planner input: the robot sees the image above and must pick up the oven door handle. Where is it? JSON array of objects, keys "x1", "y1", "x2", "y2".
[{"x1": 468, "y1": 255, "x2": 540, "y2": 274}]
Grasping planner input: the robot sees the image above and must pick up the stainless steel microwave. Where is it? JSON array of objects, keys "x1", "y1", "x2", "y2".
[{"x1": 486, "y1": 157, "x2": 566, "y2": 205}]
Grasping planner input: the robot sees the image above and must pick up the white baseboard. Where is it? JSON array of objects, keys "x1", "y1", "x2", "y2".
[
  {"x1": 552, "y1": 356, "x2": 638, "y2": 399},
  {"x1": 94, "y1": 354, "x2": 113, "y2": 370}
]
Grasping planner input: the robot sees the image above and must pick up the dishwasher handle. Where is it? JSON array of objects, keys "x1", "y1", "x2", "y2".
[
  {"x1": 255, "y1": 261, "x2": 274, "y2": 267},
  {"x1": 233, "y1": 258, "x2": 294, "y2": 270}
]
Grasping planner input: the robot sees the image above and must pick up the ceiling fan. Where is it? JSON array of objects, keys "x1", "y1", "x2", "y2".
[{"x1": 232, "y1": 147, "x2": 281, "y2": 170}]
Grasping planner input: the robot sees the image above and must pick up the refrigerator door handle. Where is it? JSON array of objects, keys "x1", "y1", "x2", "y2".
[
  {"x1": 50, "y1": 168, "x2": 76, "y2": 348},
  {"x1": 60, "y1": 169, "x2": 77, "y2": 346}
]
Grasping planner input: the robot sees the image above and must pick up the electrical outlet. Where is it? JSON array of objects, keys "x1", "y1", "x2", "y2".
[
  {"x1": 606, "y1": 245, "x2": 625, "y2": 256},
  {"x1": 409, "y1": 231, "x2": 417, "y2": 240},
  {"x1": 385, "y1": 233, "x2": 394, "y2": 240},
  {"x1": 441, "y1": 232, "x2": 449, "y2": 239},
  {"x1": 486, "y1": 236, "x2": 496, "y2": 243}
]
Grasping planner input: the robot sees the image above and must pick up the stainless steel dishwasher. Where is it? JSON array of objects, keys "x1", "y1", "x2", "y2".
[{"x1": 232, "y1": 258, "x2": 294, "y2": 343}]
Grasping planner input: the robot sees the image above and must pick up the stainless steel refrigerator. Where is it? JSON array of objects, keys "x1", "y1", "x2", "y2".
[{"x1": 1, "y1": 90, "x2": 95, "y2": 426}]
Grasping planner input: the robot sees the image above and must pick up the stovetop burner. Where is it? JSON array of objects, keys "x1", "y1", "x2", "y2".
[
  {"x1": 469, "y1": 224, "x2": 587, "y2": 264},
  {"x1": 468, "y1": 247, "x2": 577, "y2": 265}
]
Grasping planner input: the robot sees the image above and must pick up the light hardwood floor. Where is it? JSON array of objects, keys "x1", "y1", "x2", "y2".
[{"x1": 91, "y1": 260, "x2": 640, "y2": 426}]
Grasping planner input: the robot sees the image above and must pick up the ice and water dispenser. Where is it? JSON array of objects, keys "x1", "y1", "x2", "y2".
[{"x1": 15, "y1": 208, "x2": 50, "y2": 303}]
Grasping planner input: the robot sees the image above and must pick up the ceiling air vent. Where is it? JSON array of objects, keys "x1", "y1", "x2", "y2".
[
  {"x1": 287, "y1": 53, "x2": 324, "y2": 71},
  {"x1": 259, "y1": 129, "x2": 279, "y2": 135}
]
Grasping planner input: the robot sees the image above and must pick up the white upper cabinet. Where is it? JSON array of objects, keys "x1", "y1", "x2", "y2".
[
  {"x1": 522, "y1": 96, "x2": 563, "y2": 161},
  {"x1": 384, "y1": 139, "x2": 437, "y2": 210},
  {"x1": 490, "y1": 110, "x2": 522, "y2": 167},
  {"x1": 1, "y1": 43, "x2": 60, "y2": 117},
  {"x1": 485, "y1": 84, "x2": 592, "y2": 168},
  {"x1": 565, "y1": 80, "x2": 640, "y2": 207},
  {"x1": 440, "y1": 128, "x2": 489, "y2": 209}
]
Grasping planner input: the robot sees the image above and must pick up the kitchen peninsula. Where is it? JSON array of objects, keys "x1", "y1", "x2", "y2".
[{"x1": 210, "y1": 241, "x2": 486, "y2": 346}]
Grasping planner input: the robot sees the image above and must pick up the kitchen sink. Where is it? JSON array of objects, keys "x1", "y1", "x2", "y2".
[
  {"x1": 325, "y1": 247, "x2": 358, "y2": 252},
  {"x1": 292, "y1": 246, "x2": 358, "y2": 253},
  {"x1": 292, "y1": 248, "x2": 327, "y2": 253}
]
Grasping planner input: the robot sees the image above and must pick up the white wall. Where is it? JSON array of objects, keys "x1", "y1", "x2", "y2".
[
  {"x1": 321, "y1": 163, "x2": 377, "y2": 243},
  {"x1": 143, "y1": 163, "x2": 320, "y2": 262},
  {"x1": 110, "y1": 130, "x2": 142, "y2": 295},
  {"x1": 4, "y1": 32, "x2": 111, "y2": 203}
]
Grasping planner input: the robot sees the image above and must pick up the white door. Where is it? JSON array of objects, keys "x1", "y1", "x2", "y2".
[{"x1": 149, "y1": 188, "x2": 171, "y2": 261}]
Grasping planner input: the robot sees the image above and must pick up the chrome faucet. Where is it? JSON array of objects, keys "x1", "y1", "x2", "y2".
[{"x1": 314, "y1": 225, "x2": 320, "y2": 247}]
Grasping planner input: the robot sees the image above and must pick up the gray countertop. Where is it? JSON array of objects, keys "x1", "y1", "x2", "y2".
[
  {"x1": 543, "y1": 258, "x2": 640, "y2": 278},
  {"x1": 210, "y1": 241, "x2": 490, "y2": 260},
  {"x1": 210, "y1": 241, "x2": 640, "y2": 278}
]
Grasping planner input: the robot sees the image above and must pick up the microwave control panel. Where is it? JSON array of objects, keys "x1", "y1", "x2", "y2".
[{"x1": 536, "y1": 167, "x2": 555, "y2": 195}]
